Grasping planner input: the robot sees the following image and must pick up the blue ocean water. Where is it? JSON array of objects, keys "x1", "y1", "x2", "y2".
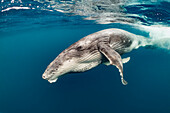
[{"x1": 0, "y1": 0, "x2": 170, "y2": 113}]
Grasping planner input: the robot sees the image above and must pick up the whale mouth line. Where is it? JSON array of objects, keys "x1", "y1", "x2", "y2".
[
  {"x1": 46, "y1": 75, "x2": 54, "y2": 81},
  {"x1": 42, "y1": 73, "x2": 53, "y2": 80}
]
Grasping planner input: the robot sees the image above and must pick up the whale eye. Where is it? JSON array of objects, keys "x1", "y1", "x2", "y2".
[
  {"x1": 50, "y1": 70, "x2": 55, "y2": 74},
  {"x1": 77, "y1": 46, "x2": 82, "y2": 51}
]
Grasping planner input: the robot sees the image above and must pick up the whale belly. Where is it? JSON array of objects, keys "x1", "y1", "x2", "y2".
[
  {"x1": 72, "y1": 61, "x2": 101, "y2": 72},
  {"x1": 72, "y1": 50, "x2": 102, "y2": 72}
]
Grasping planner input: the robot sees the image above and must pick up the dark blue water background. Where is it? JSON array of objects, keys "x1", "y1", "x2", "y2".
[{"x1": 0, "y1": 0, "x2": 170, "y2": 113}]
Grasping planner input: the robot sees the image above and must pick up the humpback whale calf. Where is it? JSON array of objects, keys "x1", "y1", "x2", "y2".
[{"x1": 42, "y1": 28, "x2": 151, "y2": 85}]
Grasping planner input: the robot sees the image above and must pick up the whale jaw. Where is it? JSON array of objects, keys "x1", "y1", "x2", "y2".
[{"x1": 48, "y1": 78, "x2": 58, "y2": 83}]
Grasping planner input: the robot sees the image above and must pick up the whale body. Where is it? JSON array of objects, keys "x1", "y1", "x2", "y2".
[{"x1": 42, "y1": 28, "x2": 150, "y2": 85}]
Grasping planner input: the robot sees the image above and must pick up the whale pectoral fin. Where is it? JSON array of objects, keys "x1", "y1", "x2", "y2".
[
  {"x1": 103, "y1": 62, "x2": 110, "y2": 66},
  {"x1": 104, "y1": 57, "x2": 130, "y2": 66},
  {"x1": 122, "y1": 57, "x2": 130, "y2": 64},
  {"x1": 98, "y1": 42, "x2": 128, "y2": 85}
]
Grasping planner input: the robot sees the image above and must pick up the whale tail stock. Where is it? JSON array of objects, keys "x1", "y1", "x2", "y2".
[
  {"x1": 135, "y1": 25, "x2": 170, "y2": 51},
  {"x1": 135, "y1": 35, "x2": 153, "y2": 49},
  {"x1": 137, "y1": 35, "x2": 170, "y2": 51}
]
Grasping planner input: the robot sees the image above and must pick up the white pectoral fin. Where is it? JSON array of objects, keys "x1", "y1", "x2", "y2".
[
  {"x1": 103, "y1": 57, "x2": 129, "y2": 65},
  {"x1": 122, "y1": 57, "x2": 130, "y2": 64},
  {"x1": 98, "y1": 42, "x2": 128, "y2": 85},
  {"x1": 103, "y1": 62, "x2": 110, "y2": 66},
  {"x1": 48, "y1": 78, "x2": 58, "y2": 83}
]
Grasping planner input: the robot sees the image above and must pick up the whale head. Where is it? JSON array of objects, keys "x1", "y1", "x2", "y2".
[
  {"x1": 42, "y1": 47, "x2": 86, "y2": 83},
  {"x1": 42, "y1": 61, "x2": 60, "y2": 83},
  {"x1": 42, "y1": 57, "x2": 76, "y2": 83}
]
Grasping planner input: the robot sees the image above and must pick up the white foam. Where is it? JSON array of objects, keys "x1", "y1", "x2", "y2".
[
  {"x1": 137, "y1": 25, "x2": 170, "y2": 50},
  {"x1": 1, "y1": 6, "x2": 30, "y2": 12},
  {"x1": 55, "y1": 9, "x2": 65, "y2": 13},
  {"x1": 10, "y1": 0, "x2": 22, "y2": 3},
  {"x1": 142, "y1": 25, "x2": 170, "y2": 39}
]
